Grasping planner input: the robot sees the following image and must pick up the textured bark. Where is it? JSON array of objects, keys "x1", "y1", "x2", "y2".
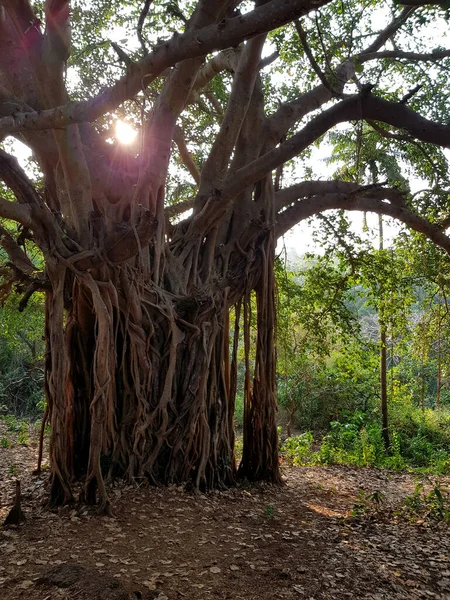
[
  {"x1": 239, "y1": 230, "x2": 281, "y2": 483},
  {"x1": 45, "y1": 263, "x2": 236, "y2": 507}
]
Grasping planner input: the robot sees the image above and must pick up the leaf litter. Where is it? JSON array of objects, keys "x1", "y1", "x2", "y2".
[{"x1": 0, "y1": 425, "x2": 449, "y2": 599}]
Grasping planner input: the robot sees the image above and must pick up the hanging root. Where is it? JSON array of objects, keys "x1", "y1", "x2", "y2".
[
  {"x1": 45, "y1": 225, "x2": 284, "y2": 507},
  {"x1": 239, "y1": 231, "x2": 282, "y2": 484},
  {"x1": 34, "y1": 404, "x2": 49, "y2": 475}
]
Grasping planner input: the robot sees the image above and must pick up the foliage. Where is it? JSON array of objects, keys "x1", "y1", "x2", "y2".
[
  {"x1": 281, "y1": 431, "x2": 314, "y2": 465},
  {"x1": 345, "y1": 481, "x2": 450, "y2": 526},
  {"x1": 276, "y1": 220, "x2": 450, "y2": 466},
  {"x1": 0, "y1": 294, "x2": 45, "y2": 417},
  {"x1": 280, "y1": 406, "x2": 450, "y2": 475},
  {"x1": 349, "y1": 489, "x2": 386, "y2": 521},
  {"x1": 398, "y1": 481, "x2": 450, "y2": 524},
  {"x1": 0, "y1": 408, "x2": 33, "y2": 447}
]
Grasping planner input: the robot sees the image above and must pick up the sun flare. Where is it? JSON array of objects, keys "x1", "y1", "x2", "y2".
[{"x1": 115, "y1": 120, "x2": 137, "y2": 145}]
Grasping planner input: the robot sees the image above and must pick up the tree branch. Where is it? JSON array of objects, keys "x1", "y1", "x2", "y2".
[
  {"x1": 274, "y1": 180, "x2": 395, "y2": 212},
  {"x1": 225, "y1": 93, "x2": 450, "y2": 198},
  {"x1": 173, "y1": 127, "x2": 201, "y2": 185},
  {"x1": 366, "y1": 119, "x2": 439, "y2": 180},
  {"x1": 191, "y1": 48, "x2": 241, "y2": 94},
  {"x1": 294, "y1": 20, "x2": 341, "y2": 97},
  {"x1": 0, "y1": 225, "x2": 37, "y2": 274},
  {"x1": 267, "y1": 7, "x2": 415, "y2": 143},
  {"x1": 0, "y1": 149, "x2": 42, "y2": 207},
  {"x1": 438, "y1": 215, "x2": 450, "y2": 231},
  {"x1": 0, "y1": 0, "x2": 332, "y2": 136},
  {"x1": 359, "y1": 49, "x2": 450, "y2": 63},
  {"x1": 165, "y1": 197, "x2": 195, "y2": 220},
  {"x1": 0, "y1": 197, "x2": 33, "y2": 227},
  {"x1": 135, "y1": 0, "x2": 226, "y2": 222},
  {"x1": 137, "y1": 0, "x2": 154, "y2": 55},
  {"x1": 198, "y1": 34, "x2": 266, "y2": 195},
  {"x1": 275, "y1": 188, "x2": 450, "y2": 256},
  {"x1": 0, "y1": 148, "x2": 73, "y2": 256}
]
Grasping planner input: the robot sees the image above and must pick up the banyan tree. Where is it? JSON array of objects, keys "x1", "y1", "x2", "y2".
[{"x1": 1, "y1": 0, "x2": 450, "y2": 510}]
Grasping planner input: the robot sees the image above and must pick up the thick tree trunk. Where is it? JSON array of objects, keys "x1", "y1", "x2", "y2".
[
  {"x1": 45, "y1": 236, "x2": 281, "y2": 508},
  {"x1": 45, "y1": 260, "x2": 242, "y2": 509}
]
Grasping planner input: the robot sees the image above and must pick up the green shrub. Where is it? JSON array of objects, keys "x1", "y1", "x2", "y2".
[
  {"x1": 234, "y1": 393, "x2": 244, "y2": 428},
  {"x1": 281, "y1": 432, "x2": 313, "y2": 465},
  {"x1": 398, "y1": 481, "x2": 450, "y2": 523},
  {"x1": 0, "y1": 295, "x2": 45, "y2": 418},
  {"x1": 280, "y1": 408, "x2": 450, "y2": 475}
]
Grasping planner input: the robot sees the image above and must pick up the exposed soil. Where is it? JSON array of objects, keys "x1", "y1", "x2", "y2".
[{"x1": 1, "y1": 421, "x2": 449, "y2": 600}]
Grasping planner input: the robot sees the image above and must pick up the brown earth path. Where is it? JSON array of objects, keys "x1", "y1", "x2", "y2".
[{"x1": 1, "y1": 423, "x2": 449, "y2": 600}]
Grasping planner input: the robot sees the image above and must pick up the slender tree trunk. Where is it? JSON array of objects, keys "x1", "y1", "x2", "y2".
[
  {"x1": 380, "y1": 324, "x2": 389, "y2": 450},
  {"x1": 390, "y1": 341, "x2": 395, "y2": 399},
  {"x1": 421, "y1": 341, "x2": 426, "y2": 412},
  {"x1": 287, "y1": 393, "x2": 295, "y2": 439},
  {"x1": 378, "y1": 215, "x2": 389, "y2": 451},
  {"x1": 437, "y1": 301, "x2": 441, "y2": 410}
]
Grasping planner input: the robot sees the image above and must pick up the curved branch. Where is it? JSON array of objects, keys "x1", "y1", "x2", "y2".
[
  {"x1": 366, "y1": 119, "x2": 439, "y2": 182},
  {"x1": 0, "y1": 197, "x2": 33, "y2": 226},
  {"x1": 137, "y1": 0, "x2": 155, "y2": 55},
  {"x1": 165, "y1": 197, "x2": 195, "y2": 220},
  {"x1": 190, "y1": 48, "x2": 241, "y2": 96},
  {"x1": 225, "y1": 93, "x2": 450, "y2": 198},
  {"x1": 275, "y1": 180, "x2": 393, "y2": 212},
  {"x1": 0, "y1": 148, "x2": 73, "y2": 255},
  {"x1": 295, "y1": 20, "x2": 341, "y2": 97},
  {"x1": 0, "y1": 225, "x2": 37, "y2": 273},
  {"x1": 438, "y1": 215, "x2": 450, "y2": 230},
  {"x1": 0, "y1": 0, "x2": 332, "y2": 136},
  {"x1": 198, "y1": 34, "x2": 266, "y2": 195},
  {"x1": 0, "y1": 148, "x2": 42, "y2": 207},
  {"x1": 173, "y1": 127, "x2": 201, "y2": 185},
  {"x1": 359, "y1": 49, "x2": 450, "y2": 63},
  {"x1": 134, "y1": 0, "x2": 226, "y2": 227},
  {"x1": 275, "y1": 188, "x2": 450, "y2": 255},
  {"x1": 266, "y1": 7, "x2": 415, "y2": 143}
]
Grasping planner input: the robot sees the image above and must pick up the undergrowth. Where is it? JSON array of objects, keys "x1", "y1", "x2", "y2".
[
  {"x1": 280, "y1": 409, "x2": 450, "y2": 475},
  {"x1": 0, "y1": 407, "x2": 37, "y2": 447},
  {"x1": 346, "y1": 481, "x2": 450, "y2": 525}
]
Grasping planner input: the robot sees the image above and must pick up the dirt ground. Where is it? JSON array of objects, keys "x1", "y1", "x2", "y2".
[{"x1": 1, "y1": 422, "x2": 449, "y2": 600}]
